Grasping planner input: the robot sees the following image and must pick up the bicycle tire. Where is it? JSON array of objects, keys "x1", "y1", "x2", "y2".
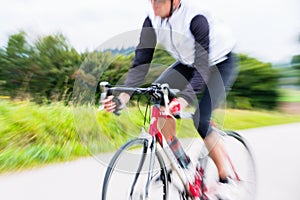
[
  {"x1": 102, "y1": 138, "x2": 169, "y2": 200},
  {"x1": 222, "y1": 131, "x2": 257, "y2": 200},
  {"x1": 200, "y1": 130, "x2": 256, "y2": 200}
]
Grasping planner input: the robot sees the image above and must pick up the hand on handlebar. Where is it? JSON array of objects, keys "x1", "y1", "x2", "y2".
[
  {"x1": 168, "y1": 97, "x2": 188, "y2": 118},
  {"x1": 100, "y1": 96, "x2": 124, "y2": 115},
  {"x1": 101, "y1": 93, "x2": 130, "y2": 115}
]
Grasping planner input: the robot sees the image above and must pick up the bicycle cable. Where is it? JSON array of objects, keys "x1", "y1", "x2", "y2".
[
  {"x1": 136, "y1": 92, "x2": 152, "y2": 126},
  {"x1": 144, "y1": 95, "x2": 152, "y2": 126}
]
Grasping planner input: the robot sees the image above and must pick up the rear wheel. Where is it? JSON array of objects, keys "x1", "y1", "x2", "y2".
[
  {"x1": 201, "y1": 131, "x2": 256, "y2": 200},
  {"x1": 102, "y1": 138, "x2": 169, "y2": 200},
  {"x1": 222, "y1": 131, "x2": 256, "y2": 199}
]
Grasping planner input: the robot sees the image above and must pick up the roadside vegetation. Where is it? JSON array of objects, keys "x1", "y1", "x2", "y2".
[
  {"x1": 1, "y1": 31, "x2": 300, "y2": 174},
  {"x1": 1, "y1": 100, "x2": 300, "y2": 174}
]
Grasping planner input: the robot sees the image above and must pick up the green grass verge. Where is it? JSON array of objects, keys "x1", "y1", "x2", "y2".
[
  {"x1": 278, "y1": 89, "x2": 300, "y2": 102},
  {"x1": 176, "y1": 108, "x2": 300, "y2": 137},
  {"x1": 1, "y1": 100, "x2": 300, "y2": 174},
  {"x1": 0, "y1": 101, "x2": 89, "y2": 174},
  {"x1": 223, "y1": 109, "x2": 300, "y2": 130}
]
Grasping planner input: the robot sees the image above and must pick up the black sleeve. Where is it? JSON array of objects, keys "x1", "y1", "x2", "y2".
[
  {"x1": 179, "y1": 15, "x2": 210, "y2": 103},
  {"x1": 124, "y1": 17, "x2": 157, "y2": 87},
  {"x1": 190, "y1": 15, "x2": 210, "y2": 53},
  {"x1": 190, "y1": 14, "x2": 210, "y2": 86}
]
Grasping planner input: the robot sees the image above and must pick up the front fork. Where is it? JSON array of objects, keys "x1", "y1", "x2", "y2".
[
  {"x1": 145, "y1": 136, "x2": 156, "y2": 198},
  {"x1": 129, "y1": 134, "x2": 156, "y2": 200}
]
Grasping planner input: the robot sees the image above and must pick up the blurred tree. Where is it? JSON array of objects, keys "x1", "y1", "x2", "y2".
[
  {"x1": 0, "y1": 31, "x2": 282, "y2": 110},
  {"x1": 227, "y1": 54, "x2": 280, "y2": 109},
  {"x1": 0, "y1": 48, "x2": 8, "y2": 94},
  {"x1": 30, "y1": 33, "x2": 82, "y2": 103},
  {"x1": 0, "y1": 31, "x2": 35, "y2": 99},
  {"x1": 291, "y1": 34, "x2": 300, "y2": 86},
  {"x1": 0, "y1": 32, "x2": 82, "y2": 103},
  {"x1": 291, "y1": 57, "x2": 300, "y2": 86},
  {"x1": 100, "y1": 53, "x2": 133, "y2": 84},
  {"x1": 144, "y1": 46, "x2": 176, "y2": 85},
  {"x1": 73, "y1": 51, "x2": 115, "y2": 105},
  {"x1": 151, "y1": 45, "x2": 176, "y2": 66},
  {"x1": 99, "y1": 45, "x2": 175, "y2": 86}
]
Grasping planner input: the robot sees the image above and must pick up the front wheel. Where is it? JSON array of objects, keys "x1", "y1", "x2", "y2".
[{"x1": 101, "y1": 138, "x2": 169, "y2": 200}]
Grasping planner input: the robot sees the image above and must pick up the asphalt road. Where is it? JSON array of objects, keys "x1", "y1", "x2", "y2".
[{"x1": 0, "y1": 123, "x2": 299, "y2": 200}]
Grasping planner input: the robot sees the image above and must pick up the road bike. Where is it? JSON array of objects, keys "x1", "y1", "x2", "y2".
[{"x1": 99, "y1": 82, "x2": 256, "y2": 200}]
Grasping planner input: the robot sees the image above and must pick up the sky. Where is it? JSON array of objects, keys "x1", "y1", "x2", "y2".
[{"x1": 1, "y1": 0, "x2": 300, "y2": 63}]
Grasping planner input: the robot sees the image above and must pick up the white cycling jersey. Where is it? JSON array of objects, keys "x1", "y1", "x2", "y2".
[{"x1": 148, "y1": 0, "x2": 236, "y2": 66}]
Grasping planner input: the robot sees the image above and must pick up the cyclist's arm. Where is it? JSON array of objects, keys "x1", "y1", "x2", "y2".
[
  {"x1": 117, "y1": 17, "x2": 157, "y2": 107},
  {"x1": 124, "y1": 16, "x2": 157, "y2": 89},
  {"x1": 179, "y1": 15, "x2": 210, "y2": 104}
]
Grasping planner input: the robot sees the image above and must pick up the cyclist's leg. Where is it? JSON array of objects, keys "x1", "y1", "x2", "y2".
[
  {"x1": 154, "y1": 61, "x2": 195, "y2": 91},
  {"x1": 154, "y1": 61, "x2": 195, "y2": 168},
  {"x1": 157, "y1": 114, "x2": 176, "y2": 140},
  {"x1": 155, "y1": 61, "x2": 192, "y2": 137},
  {"x1": 154, "y1": 61, "x2": 195, "y2": 140},
  {"x1": 193, "y1": 52, "x2": 237, "y2": 180}
]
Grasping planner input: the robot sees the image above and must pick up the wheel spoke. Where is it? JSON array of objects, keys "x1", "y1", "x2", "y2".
[{"x1": 102, "y1": 138, "x2": 168, "y2": 200}]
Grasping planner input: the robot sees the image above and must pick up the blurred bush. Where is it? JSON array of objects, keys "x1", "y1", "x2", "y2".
[
  {"x1": 0, "y1": 31, "x2": 287, "y2": 110},
  {"x1": 227, "y1": 54, "x2": 280, "y2": 109}
]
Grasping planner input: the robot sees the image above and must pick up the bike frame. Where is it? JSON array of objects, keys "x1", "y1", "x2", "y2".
[
  {"x1": 130, "y1": 90, "x2": 198, "y2": 199},
  {"x1": 131, "y1": 108, "x2": 242, "y2": 199}
]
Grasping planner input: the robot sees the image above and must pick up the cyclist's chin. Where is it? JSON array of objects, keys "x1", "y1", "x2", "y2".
[{"x1": 153, "y1": 10, "x2": 166, "y2": 18}]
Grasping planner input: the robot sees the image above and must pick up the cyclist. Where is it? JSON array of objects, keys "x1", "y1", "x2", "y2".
[{"x1": 103, "y1": 0, "x2": 237, "y2": 198}]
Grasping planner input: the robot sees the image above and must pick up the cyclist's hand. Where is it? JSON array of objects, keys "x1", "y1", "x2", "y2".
[
  {"x1": 102, "y1": 96, "x2": 125, "y2": 115},
  {"x1": 169, "y1": 97, "x2": 188, "y2": 118}
]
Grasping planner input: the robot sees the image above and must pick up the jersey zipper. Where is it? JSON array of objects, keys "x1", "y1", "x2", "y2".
[{"x1": 167, "y1": 20, "x2": 184, "y2": 63}]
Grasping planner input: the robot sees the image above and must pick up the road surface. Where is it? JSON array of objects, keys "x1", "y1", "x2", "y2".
[{"x1": 0, "y1": 123, "x2": 299, "y2": 200}]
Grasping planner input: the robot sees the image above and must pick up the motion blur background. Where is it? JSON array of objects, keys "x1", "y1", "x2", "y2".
[{"x1": 0, "y1": 0, "x2": 300, "y2": 173}]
